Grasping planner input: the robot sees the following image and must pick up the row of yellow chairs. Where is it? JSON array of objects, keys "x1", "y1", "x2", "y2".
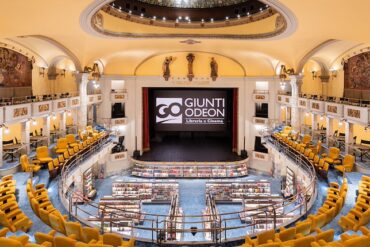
[
  {"x1": 274, "y1": 131, "x2": 355, "y2": 175},
  {"x1": 27, "y1": 180, "x2": 134, "y2": 247},
  {"x1": 0, "y1": 175, "x2": 33, "y2": 232},
  {"x1": 339, "y1": 175, "x2": 370, "y2": 231},
  {"x1": 0, "y1": 227, "x2": 135, "y2": 247},
  {"x1": 47, "y1": 132, "x2": 106, "y2": 179},
  {"x1": 240, "y1": 179, "x2": 348, "y2": 247},
  {"x1": 55, "y1": 134, "x2": 80, "y2": 155}
]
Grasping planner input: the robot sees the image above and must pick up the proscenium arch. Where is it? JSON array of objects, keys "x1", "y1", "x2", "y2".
[{"x1": 133, "y1": 51, "x2": 247, "y2": 77}]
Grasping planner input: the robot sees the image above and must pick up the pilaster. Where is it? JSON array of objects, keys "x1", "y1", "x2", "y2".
[{"x1": 289, "y1": 75, "x2": 304, "y2": 131}]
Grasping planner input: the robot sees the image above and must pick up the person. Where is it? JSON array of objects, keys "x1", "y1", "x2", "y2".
[{"x1": 282, "y1": 185, "x2": 292, "y2": 199}]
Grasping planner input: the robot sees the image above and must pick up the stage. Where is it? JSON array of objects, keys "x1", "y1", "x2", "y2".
[{"x1": 138, "y1": 135, "x2": 242, "y2": 162}]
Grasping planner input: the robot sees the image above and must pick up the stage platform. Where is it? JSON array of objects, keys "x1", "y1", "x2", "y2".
[{"x1": 138, "y1": 135, "x2": 241, "y2": 162}]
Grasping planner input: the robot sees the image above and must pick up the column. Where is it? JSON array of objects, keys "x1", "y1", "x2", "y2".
[
  {"x1": 44, "y1": 116, "x2": 51, "y2": 145},
  {"x1": 344, "y1": 122, "x2": 354, "y2": 154},
  {"x1": 0, "y1": 127, "x2": 3, "y2": 167},
  {"x1": 60, "y1": 112, "x2": 66, "y2": 135},
  {"x1": 325, "y1": 117, "x2": 334, "y2": 146},
  {"x1": 77, "y1": 73, "x2": 89, "y2": 131},
  {"x1": 311, "y1": 113, "x2": 317, "y2": 137},
  {"x1": 289, "y1": 75, "x2": 304, "y2": 131},
  {"x1": 21, "y1": 120, "x2": 31, "y2": 154}
]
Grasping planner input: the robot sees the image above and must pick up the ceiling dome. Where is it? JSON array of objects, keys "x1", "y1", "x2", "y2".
[
  {"x1": 135, "y1": 0, "x2": 254, "y2": 9},
  {"x1": 106, "y1": 0, "x2": 272, "y2": 26}
]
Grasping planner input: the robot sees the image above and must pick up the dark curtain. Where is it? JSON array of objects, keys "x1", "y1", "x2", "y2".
[
  {"x1": 232, "y1": 88, "x2": 238, "y2": 152},
  {"x1": 142, "y1": 87, "x2": 150, "y2": 151}
]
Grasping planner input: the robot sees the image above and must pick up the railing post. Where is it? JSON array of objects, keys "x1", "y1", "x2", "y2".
[
  {"x1": 272, "y1": 206, "x2": 277, "y2": 229},
  {"x1": 100, "y1": 209, "x2": 105, "y2": 234}
]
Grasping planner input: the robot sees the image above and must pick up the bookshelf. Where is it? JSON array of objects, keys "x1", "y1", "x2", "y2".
[
  {"x1": 286, "y1": 167, "x2": 295, "y2": 195},
  {"x1": 112, "y1": 180, "x2": 179, "y2": 203},
  {"x1": 83, "y1": 167, "x2": 96, "y2": 199},
  {"x1": 206, "y1": 180, "x2": 271, "y2": 202},
  {"x1": 132, "y1": 162, "x2": 248, "y2": 178}
]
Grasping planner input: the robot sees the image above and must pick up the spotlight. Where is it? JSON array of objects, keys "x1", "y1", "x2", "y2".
[
  {"x1": 67, "y1": 111, "x2": 72, "y2": 117},
  {"x1": 237, "y1": 14, "x2": 240, "y2": 19},
  {"x1": 210, "y1": 18, "x2": 214, "y2": 22},
  {"x1": 140, "y1": 13, "x2": 144, "y2": 18},
  {"x1": 52, "y1": 115, "x2": 57, "y2": 120},
  {"x1": 162, "y1": 17, "x2": 166, "y2": 21},
  {"x1": 32, "y1": 119, "x2": 37, "y2": 126},
  {"x1": 320, "y1": 116, "x2": 324, "y2": 121},
  {"x1": 153, "y1": 16, "x2": 156, "y2": 20},
  {"x1": 4, "y1": 127, "x2": 10, "y2": 134},
  {"x1": 225, "y1": 16, "x2": 229, "y2": 20},
  {"x1": 128, "y1": 10, "x2": 132, "y2": 14}
]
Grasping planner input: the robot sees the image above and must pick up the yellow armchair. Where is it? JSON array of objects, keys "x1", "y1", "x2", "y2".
[
  {"x1": 36, "y1": 146, "x2": 53, "y2": 165},
  {"x1": 66, "y1": 134, "x2": 79, "y2": 148},
  {"x1": 55, "y1": 138, "x2": 69, "y2": 154},
  {"x1": 322, "y1": 147, "x2": 340, "y2": 164},
  {"x1": 335, "y1": 155, "x2": 355, "y2": 173},
  {"x1": 244, "y1": 229, "x2": 275, "y2": 246},
  {"x1": 20, "y1": 155, "x2": 41, "y2": 174}
]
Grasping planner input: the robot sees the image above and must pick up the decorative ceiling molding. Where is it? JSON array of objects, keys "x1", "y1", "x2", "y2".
[
  {"x1": 296, "y1": 39, "x2": 339, "y2": 73},
  {"x1": 80, "y1": 0, "x2": 297, "y2": 40}
]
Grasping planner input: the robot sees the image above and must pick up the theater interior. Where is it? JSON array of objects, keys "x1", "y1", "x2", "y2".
[{"x1": 0, "y1": 0, "x2": 370, "y2": 246}]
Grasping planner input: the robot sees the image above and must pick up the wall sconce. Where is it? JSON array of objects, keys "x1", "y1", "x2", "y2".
[
  {"x1": 84, "y1": 63, "x2": 101, "y2": 82},
  {"x1": 66, "y1": 110, "x2": 72, "y2": 117},
  {"x1": 1, "y1": 124, "x2": 9, "y2": 134},
  {"x1": 31, "y1": 119, "x2": 37, "y2": 126},
  {"x1": 60, "y1": 69, "x2": 66, "y2": 77},
  {"x1": 39, "y1": 67, "x2": 45, "y2": 77},
  {"x1": 330, "y1": 70, "x2": 337, "y2": 80},
  {"x1": 311, "y1": 70, "x2": 318, "y2": 80}
]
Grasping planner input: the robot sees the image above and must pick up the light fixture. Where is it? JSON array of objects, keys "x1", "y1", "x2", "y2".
[
  {"x1": 83, "y1": 63, "x2": 101, "y2": 82},
  {"x1": 320, "y1": 115, "x2": 324, "y2": 121},
  {"x1": 128, "y1": 10, "x2": 132, "y2": 14},
  {"x1": 140, "y1": 13, "x2": 144, "y2": 18},
  {"x1": 305, "y1": 112, "x2": 309, "y2": 117},
  {"x1": 51, "y1": 114, "x2": 57, "y2": 120},
  {"x1": 162, "y1": 17, "x2": 166, "y2": 21},
  {"x1": 1, "y1": 124, "x2": 9, "y2": 134},
  {"x1": 39, "y1": 67, "x2": 45, "y2": 77},
  {"x1": 338, "y1": 121, "x2": 343, "y2": 127},
  {"x1": 237, "y1": 14, "x2": 240, "y2": 19},
  {"x1": 311, "y1": 70, "x2": 318, "y2": 80},
  {"x1": 66, "y1": 110, "x2": 72, "y2": 117},
  {"x1": 32, "y1": 119, "x2": 37, "y2": 126},
  {"x1": 225, "y1": 16, "x2": 229, "y2": 20},
  {"x1": 330, "y1": 69, "x2": 337, "y2": 80},
  {"x1": 210, "y1": 18, "x2": 214, "y2": 23},
  {"x1": 153, "y1": 16, "x2": 156, "y2": 20}
]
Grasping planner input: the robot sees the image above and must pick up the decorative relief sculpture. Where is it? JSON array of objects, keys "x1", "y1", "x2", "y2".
[
  {"x1": 210, "y1": 57, "x2": 218, "y2": 81},
  {"x1": 162, "y1": 56, "x2": 173, "y2": 81},
  {"x1": 186, "y1": 53, "x2": 195, "y2": 81}
]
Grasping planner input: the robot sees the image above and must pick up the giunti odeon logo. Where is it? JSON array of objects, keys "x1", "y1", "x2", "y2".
[{"x1": 156, "y1": 98, "x2": 183, "y2": 124}]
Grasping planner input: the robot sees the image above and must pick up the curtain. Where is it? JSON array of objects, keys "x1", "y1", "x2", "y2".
[
  {"x1": 232, "y1": 88, "x2": 238, "y2": 152},
  {"x1": 142, "y1": 87, "x2": 150, "y2": 151}
]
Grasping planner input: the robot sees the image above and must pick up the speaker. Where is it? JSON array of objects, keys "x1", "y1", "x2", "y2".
[
  {"x1": 240, "y1": 150, "x2": 248, "y2": 159},
  {"x1": 133, "y1": 150, "x2": 140, "y2": 159}
]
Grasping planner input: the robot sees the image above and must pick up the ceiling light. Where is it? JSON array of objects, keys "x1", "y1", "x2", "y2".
[
  {"x1": 153, "y1": 16, "x2": 156, "y2": 20},
  {"x1": 210, "y1": 18, "x2": 214, "y2": 22},
  {"x1": 140, "y1": 13, "x2": 144, "y2": 18},
  {"x1": 162, "y1": 17, "x2": 166, "y2": 21},
  {"x1": 237, "y1": 14, "x2": 240, "y2": 19},
  {"x1": 201, "y1": 19, "x2": 204, "y2": 22},
  {"x1": 179, "y1": 16, "x2": 182, "y2": 20},
  {"x1": 247, "y1": 12, "x2": 250, "y2": 16},
  {"x1": 260, "y1": 7, "x2": 263, "y2": 11},
  {"x1": 128, "y1": 10, "x2": 132, "y2": 14},
  {"x1": 225, "y1": 16, "x2": 229, "y2": 20}
]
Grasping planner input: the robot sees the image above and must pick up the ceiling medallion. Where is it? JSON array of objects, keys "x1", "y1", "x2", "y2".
[{"x1": 180, "y1": 39, "x2": 201, "y2": 45}]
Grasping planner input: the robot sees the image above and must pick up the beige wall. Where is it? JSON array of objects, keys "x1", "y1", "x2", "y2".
[
  {"x1": 2, "y1": 123, "x2": 22, "y2": 142},
  {"x1": 32, "y1": 66, "x2": 78, "y2": 96}
]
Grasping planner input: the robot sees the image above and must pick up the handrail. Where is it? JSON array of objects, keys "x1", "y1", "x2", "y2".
[
  {"x1": 0, "y1": 91, "x2": 80, "y2": 106},
  {"x1": 58, "y1": 135, "x2": 317, "y2": 245},
  {"x1": 297, "y1": 94, "x2": 370, "y2": 107}
]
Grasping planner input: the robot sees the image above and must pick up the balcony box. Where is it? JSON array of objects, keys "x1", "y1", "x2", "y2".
[
  {"x1": 32, "y1": 101, "x2": 52, "y2": 116},
  {"x1": 5, "y1": 103, "x2": 31, "y2": 122},
  {"x1": 344, "y1": 105, "x2": 370, "y2": 125}
]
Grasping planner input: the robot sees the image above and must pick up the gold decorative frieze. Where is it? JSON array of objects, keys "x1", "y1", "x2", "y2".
[
  {"x1": 71, "y1": 99, "x2": 79, "y2": 105},
  {"x1": 38, "y1": 104, "x2": 50, "y2": 112},
  {"x1": 347, "y1": 109, "x2": 361, "y2": 119},
  {"x1": 57, "y1": 101, "x2": 66, "y2": 108},
  {"x1": 311, "y1": 102, "x2": 320, "y2": 110},
  {"x1": 13, "y1": 107, "x2": 28, "y2": 118},
  {"x1": 327, "y1": 105, "x2": 337, "y2": 113}
]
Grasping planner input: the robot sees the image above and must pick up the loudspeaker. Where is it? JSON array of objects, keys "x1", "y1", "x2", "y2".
[
  {"x1": 240, "y1": 150, "x2": 248, "y2": 159},
  {"x1": 133, "y1": 150, "x2": 140, "y2": 159}
]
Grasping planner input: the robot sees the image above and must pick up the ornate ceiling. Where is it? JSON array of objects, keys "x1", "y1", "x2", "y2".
[{"x1": 135, "y1": 0, "x2": 250, "y2": 8}]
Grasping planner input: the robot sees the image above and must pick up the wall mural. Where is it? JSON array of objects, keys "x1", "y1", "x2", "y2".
[
  {"x1": 344, "y1": 51, "x2": 370, "y2": 98},
  {"x1": 0, "y1": 47, "x2": 32, "y2": 87}
]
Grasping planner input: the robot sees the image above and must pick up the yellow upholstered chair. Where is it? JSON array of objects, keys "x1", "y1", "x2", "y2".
[
  {"x1": 39, "y1": 209, "x2": 52, "y2": 225},
  {"x1": 322, "y1": 147, "x2": 340, "y2": 165},
  {"x1": 275, "y1": 227, "x2": 296, "y2": 242},
  {"x1": 295, "y1": 221, "x2": 311, "y2": 236},
  {"x1": 66, "y1": 134, "x2": 79, "y2": 148},
  {"x1": 102, "y1": 233, "x2": 123, "y2": 247},
  {"x1": 81, "y1": 227, "x2": 102, "y2": 244},
  {"x1": 292, "y1": 236, "x2": 316, "y2": 247},
  {"x1": 36, "y1": 146, "x2": 53, "y2": 165},
  {"x1": 49, "y1": 213, "x2": 66, "y2": 234},
  {"x1": 55, "y1": 138, "x2": 69, "y2": 154},
  {"x1": 307, "y1": 213, "x2": 327, "y2": 231},
  {"x1": 65, "y1": 221, "x2": 83, "y2": 241},
  {"x1": 47, "y1": 162, "x2": 58, "y2": 179},
  {"x1": 20, "y1": 155, "x2": 41, "y2": 174},
  {"x1": 244, "y1": 229, "x2": 275, "y2": 246},
  {"x1": 309, "y1": 141, "x2": 322, "y2": 155},
  {"x1": 335, "y1": 155, "x2": 355, "y2": 173},
  {"x1": 35, "y1": 230, "x2": 56, "y2": 246},
  {"x1": 54, "y1": 236, "x2": 77, "y2": 247},
  {"x1": 0, "y1": 238, "x2": 23, "y2": 247},
  {"x1": 281, "y1": 126, "x2": 292, "y2": 137},
  {"x1": 25, "y1": 243, "x2": 53, "y2": 247},
  {"x1": 0, "y1": 208, "x2": 32, "y2": 232},
  {"x1": 301, "y1": 134, "x2": 312, "y2": 147},
  {"x1": 339, "y1": 208, "x2": 370, "y2": 231}
]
